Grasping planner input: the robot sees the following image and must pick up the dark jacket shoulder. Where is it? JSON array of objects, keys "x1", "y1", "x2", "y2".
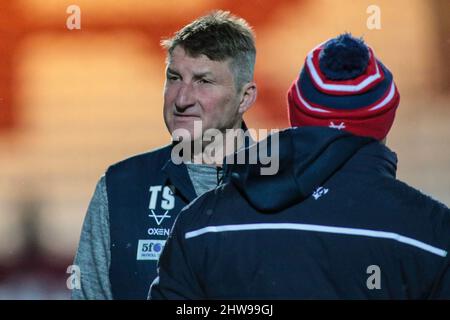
[{"x1": 106, "y1": 144, "x2": 172, "y2": 177}]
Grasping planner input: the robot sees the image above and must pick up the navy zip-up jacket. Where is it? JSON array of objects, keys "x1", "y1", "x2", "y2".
[
  {"x1": 106, "y1": 123, "x2": 251, "y2": 299},
  {"x1": 106, "y1": 144, "x2": 198, "y2": 299},
  {"x1": 150, "y1": 127, "x2": 450, "y2": 299}
]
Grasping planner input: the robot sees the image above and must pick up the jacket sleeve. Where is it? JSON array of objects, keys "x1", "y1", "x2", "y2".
[
  {"x1": 71, "y1": 176, "x2": 113, "y2": 300},
  {"x1": 428, "y1": 202, "x2": 450, "y2": 299},
  {"x1": 429, "y1": 254, "x2": 450, "y2": 299},
  {"x1": 148, "y1": 205, "x2": 204, "y2": 300}
]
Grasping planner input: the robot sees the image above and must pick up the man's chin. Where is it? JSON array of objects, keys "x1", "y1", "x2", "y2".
[
  {"x1": 171, "y1": 119, "x2": 205, "y2": 141},
  {"x1": 171, "y1": 127, "x2": 202, "y2": 143}
]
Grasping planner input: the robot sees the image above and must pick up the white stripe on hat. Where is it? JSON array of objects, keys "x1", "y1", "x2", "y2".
[
  {"x1": 306, "y1": 50, "x2": 382, "y2": 93},
  {"x1": 368, "y1": 82, "x2": 396, "y2": 111},
  {"x1": 295, "y1": 77, "x2": 396, "y2": 114},
  {"x1": 294, "y1": 81, "x2": 331, "y2": 113},
  {"x1": 185, "y1": 222, "x2": 447, "y2": 257}
]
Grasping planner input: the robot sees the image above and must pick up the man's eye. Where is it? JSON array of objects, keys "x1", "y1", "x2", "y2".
[
  {"x1": 167, "y1": 75, "x2": 180, "y2": 81},
  {"x1": 198, "y1": 79, "x2": 211, "y2": 84}
]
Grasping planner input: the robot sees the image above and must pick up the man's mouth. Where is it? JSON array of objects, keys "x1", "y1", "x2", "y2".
[{"x1": 173, "y1": 114, "x2": 200, "y2": 119}]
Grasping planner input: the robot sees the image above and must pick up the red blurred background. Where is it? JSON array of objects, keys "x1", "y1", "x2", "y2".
[{"x1": 0, "y1": 0, "x2": 449, "y2": 299}]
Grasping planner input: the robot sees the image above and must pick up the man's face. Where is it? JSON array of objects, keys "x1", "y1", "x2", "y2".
[{"x1": 163, "y1": 46, "x2": 243, "y2": 141}]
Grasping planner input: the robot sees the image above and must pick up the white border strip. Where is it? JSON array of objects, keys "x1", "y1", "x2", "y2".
[
  {"x1": 185, "y1": 223, "x2": 447, "y2": 257},
  {"x1": 306, "y1": 51, "x2": 382, "y2": 92}
]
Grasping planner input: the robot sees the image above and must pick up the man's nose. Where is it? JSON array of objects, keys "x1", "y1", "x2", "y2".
[{"x1": 175, "y1": 82, "x2": 196, "y2": 111}]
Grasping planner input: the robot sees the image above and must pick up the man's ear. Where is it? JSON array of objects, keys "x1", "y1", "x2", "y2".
[{"x1": 238, "y1": 81, "x2": 257, "y2": 115}]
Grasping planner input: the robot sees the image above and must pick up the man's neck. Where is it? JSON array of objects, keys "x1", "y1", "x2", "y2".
[{"x1": 191, "y1": 121, "x2": 247, "y2": 166}]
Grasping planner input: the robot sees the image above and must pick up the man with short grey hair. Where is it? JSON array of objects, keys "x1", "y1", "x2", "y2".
[{"x1": 72, "y1": 10, "x2": 257, "y2": 299}]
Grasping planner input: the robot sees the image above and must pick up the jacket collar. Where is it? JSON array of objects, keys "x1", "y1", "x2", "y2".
[{"x1": 162, "y1": 121, "x2": 252, "y2": 201}]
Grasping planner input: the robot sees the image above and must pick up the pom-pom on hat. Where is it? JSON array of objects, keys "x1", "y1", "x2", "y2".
[{"x1": 287, "y1": 33, "x2": 400, "y2": 140}]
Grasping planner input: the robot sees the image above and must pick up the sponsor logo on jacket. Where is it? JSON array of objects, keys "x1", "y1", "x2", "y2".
[{"x1": 136, "y1": 239, "x2": 166, "y2": 260}]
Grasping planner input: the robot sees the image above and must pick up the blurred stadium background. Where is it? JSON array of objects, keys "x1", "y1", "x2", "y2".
[{"x1": 0, "y1": 0, "x2": 449, "y2": 299}]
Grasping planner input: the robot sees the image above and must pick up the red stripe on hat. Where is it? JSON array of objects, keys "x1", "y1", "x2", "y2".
[
  {"x1": 287, "y1": 81, "x2": 400, "y2": 140},
  {"x1": 292, "y1": 78, "x2": 398, "y2": 119},
  {"x1": 305, "y1": 47, "x2": 385, "y2": 96}
]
